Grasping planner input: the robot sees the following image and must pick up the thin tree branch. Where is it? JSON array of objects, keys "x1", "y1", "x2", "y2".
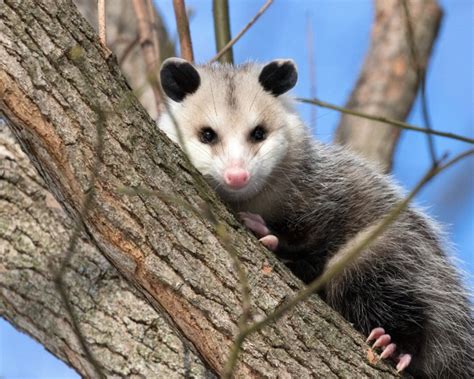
[
  {"x1": 132, "y1": 0, "x2": 163, "y2": 112},
  {"x1": 212, "y1": 0, "x2": 234, "y2": 64},
  {"x1": 98, "y1": 0, "x2": 106, "y2": 46},
  {"x1": 223, "y1": 147, "x2": 474, "y2": 377},
  {"x1": 209, "y1": 0, "x2": 274, "y2": 63},
  {"x1": 173, "y1": 0, "x2": 194, "y2": 62},
  {"x1": 298, "y1": 98, "x2": 474, "y2": 144},
  {"x1": 401, "y1": 0, "x2": 438, "y2": 167}
]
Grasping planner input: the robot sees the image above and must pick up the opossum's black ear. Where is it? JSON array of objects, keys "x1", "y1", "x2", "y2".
[
  {"x1": 259, "y1": 59, "x2": 298, "y2": 96},
  {"x1": 160, "y1": 58, "x2": 201, "y2": 102}
]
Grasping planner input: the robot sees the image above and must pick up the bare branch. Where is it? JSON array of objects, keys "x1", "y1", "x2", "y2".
[
  {"x1": 334, "y1": 0, "x2": 442, "y2": 171},
  {"x1": 299, "y1": 97, "x2": 474, "y2": 144},
  {"x1": 212, "y1": 0, "x2": 234, "y2": 64},
  {"x1": 98, "y1": 0, "x2": 106, "y2": 46},
  {"x1": 401, "y1": 0, "x2": 438, "y2": 167},
  {"x1": 173, "y1": 0, "x2": 194, "y2": 62},
  {"x1": 210, "y1": 0, "x2": 274, "y2": 63},
  {"x1": 132, "y1": 0, "x2": 163, "y2": 111}
]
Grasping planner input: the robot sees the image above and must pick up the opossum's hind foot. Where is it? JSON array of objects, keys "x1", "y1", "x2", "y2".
[
  {"x1": 367, "y1": 327, "x2": 412, "y2": 372},
  {"x1": 239, "y1": 212, "x2": 279, "y2": 251}
]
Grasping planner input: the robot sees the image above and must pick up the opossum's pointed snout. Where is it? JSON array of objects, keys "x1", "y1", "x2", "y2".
[{"x1": 224, "y1": 166, "x2": 250, "y2": 189}]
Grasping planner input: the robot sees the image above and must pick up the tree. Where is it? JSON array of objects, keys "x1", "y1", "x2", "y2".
[{"x1": 1, "y1": 0, "x2": 457, "y2": 377}]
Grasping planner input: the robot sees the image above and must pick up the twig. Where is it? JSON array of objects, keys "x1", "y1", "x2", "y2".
[
  {"x1": 147, "y1": 0, "x2": 161, "y2": 63},
  {"x1": 132, "y1": 0, "x2": 163, "y2": 112},
  {"x1": 222, "y1": 148, "x2": 474, "y2": 377},
  {"x1": 401, "y1": 0, "x2": 438, "y2": 167},
  {"x1": 212, "y1": 0, "x2": 234, "y2": 64},
  {"x1": 298, "y1": 97, "x2": 474, "y2": 144},
  {"x1": 172, "y1": 0, "x2": 194, "y2": 62},
  {"x1": 98, "y1": 0, "x2": 106, "y2": 47},
  {"x1": 210, "y1": 0, "x2": 274, "y2": 63}
]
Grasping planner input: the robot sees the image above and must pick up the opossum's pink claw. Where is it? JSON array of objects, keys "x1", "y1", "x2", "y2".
[
  {"x1": 380, "y1": 343, "x2": 397, "y2": 359},
  {"x1": 373, "y1": 334, "x2": 391, "y2": 349},
  {"x1": 259, "y1": 235, "x2": 279, "y2": 251},
  {"x1": 396, "y1": 354, "x2": 412, "y2": 372},
  {"x1": 366, "y1": 327, "x2": 385, "y2": 343}
]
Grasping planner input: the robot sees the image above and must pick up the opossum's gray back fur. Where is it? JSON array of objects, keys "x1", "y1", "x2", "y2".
[{"x1": 238, "y1": 136, "x2": 474, "y2": 378}]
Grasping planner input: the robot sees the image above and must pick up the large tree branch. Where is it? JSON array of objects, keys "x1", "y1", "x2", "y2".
[
  {"x1": 0, "y1": 122, "x2": 212, "y2": 377},
  {"x1": 0, "y1": 1, "x2": 399, "y2": 377},
  {"x1": 335, "y1": 0, "x2": 442, "y2": 171}
]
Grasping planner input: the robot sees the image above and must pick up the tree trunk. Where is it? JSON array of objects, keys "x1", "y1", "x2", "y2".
[
  {"x1": 0, "y1": 0, "x2": 402, "y2": 377},
  {"x1": 335, "y1": 0, "x2": 442, "y2": 171},
  {"x1": 0, "y1": 122, "x2": 212, "y2": 378}
]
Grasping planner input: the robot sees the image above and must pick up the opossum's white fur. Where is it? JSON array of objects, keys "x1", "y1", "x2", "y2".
[{"x1": 158, "y1": 59, "x2": 473, "y2": 378}]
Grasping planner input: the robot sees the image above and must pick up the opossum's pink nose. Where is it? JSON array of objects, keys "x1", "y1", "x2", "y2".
[{"x1": 224, "y1": 168, "x2": 250, "y2": 189}]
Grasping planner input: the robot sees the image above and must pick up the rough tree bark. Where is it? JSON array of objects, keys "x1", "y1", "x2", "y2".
[
  {"x1": 335, "y1": 0, "x2": 442, "y2": 171},
  {"x1": 0, "y1": 1, "x2": 403, "y2": 377},
  {"x1": 0, "y1": 122, "x2": 212, "y2": 377}
]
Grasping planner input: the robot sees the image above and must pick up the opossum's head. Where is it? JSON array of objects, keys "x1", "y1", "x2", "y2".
[{"x1": 158, "y1": 58, "x2": 304, "y2": 202}]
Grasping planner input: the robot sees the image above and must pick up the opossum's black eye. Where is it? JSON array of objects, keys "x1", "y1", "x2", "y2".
[
  {"x1": 250, "y1": 125, "x2": 267, "y2": 142},
  {"x1": 199, "y1": 127, "x2": 218, "y2": 144}
]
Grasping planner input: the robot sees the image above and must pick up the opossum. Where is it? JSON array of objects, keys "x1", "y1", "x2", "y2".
[{"x1": 157, "y1": 57, "x2": 473, "y2": 378}]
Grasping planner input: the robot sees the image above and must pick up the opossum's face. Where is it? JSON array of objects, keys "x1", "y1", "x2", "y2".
[{"x1": 159, "y1": 58, "x2": 302, "y2": 202}]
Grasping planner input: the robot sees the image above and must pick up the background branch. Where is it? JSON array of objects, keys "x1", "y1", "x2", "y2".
[
  {"x1": 401, "y1": 0, "x2": 438, "y2": 167},
  {"x1": 334, "y1": 0, "x2": 442, "y2": 171},
  {"x1": 299, "y1": 98, "x2": 474, "y2": 144},
  {"x1": 132, "y1": 0, "x2": 164, "y2": 113},
  {"x1": 173, "y1": 0, "x2": 195, "y2": 62},
  {"x1": 74, "y1": 0, "x2": 175, "y2": 119},
  {"x1": 212, "y1": 0, "x2": 234, "y2": 64},
  {"x1": 210, "y1": 0, "x2": 274, "y2": 64}
]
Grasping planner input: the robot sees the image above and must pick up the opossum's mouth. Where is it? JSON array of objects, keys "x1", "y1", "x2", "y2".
[{"x1": 208, "y1": 175, "x2": 265, "y2": 203}]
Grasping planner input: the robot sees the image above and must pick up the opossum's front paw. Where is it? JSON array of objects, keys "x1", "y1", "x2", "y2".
[
  {"x1": 367, "y1": 327, "x2": 412, "y2": 372},
  {"x1": 239, "y1": 212, "x2": 279, "y2": 251}
]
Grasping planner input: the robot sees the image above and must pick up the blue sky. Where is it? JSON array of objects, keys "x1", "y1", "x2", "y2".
[{"x1": 1, "y1": 1, "x2": 472, "y2": 377}]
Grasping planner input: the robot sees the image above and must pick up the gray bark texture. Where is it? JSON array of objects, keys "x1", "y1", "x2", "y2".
[
  {"x1": 0, "y1": 121, "x2": 212, "y2": 378},
  {"x1": 335, "y1": 0, "x2": 442, "y2": 171}
]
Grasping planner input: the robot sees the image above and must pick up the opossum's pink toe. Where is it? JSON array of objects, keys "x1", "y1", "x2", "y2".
[
  {"x1": 373, "y1": 334, "x2": 391, "y2": 349},
  {"x1": 259, "y1": 235, "x2": 279, "y2": 251},
  {"x1": 240, "y1": 213, "x2": 269, "y2": 238},
  {"x1": 380, "y1": 343, "x2": 397, "y2": 359},
  {"x1": 396, "y1": 354, "x2": 412, "y2": 372},
  {"x1": 366, "y1": 327, "x2": 385, "y2": 342}
]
